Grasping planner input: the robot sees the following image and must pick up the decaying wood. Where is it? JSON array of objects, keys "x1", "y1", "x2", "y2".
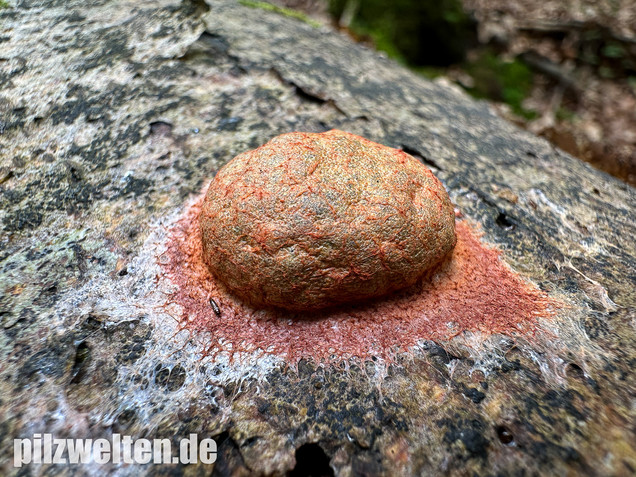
[{"x1": 0, "y1": 0, "x2": 634, "y2": 475}]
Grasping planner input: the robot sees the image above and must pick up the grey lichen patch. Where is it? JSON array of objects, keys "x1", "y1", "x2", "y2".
[
  {"x1": 0, "y1": 229, "x2": 116, "y2": 338},
  {"x1": 238, "y1": 0, "x2": 321, "y2": 28}
]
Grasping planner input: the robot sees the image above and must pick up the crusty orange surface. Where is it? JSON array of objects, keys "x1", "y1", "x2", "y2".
[{"x1": 200, "y1": 130, "x2": 456, "y2": 310}]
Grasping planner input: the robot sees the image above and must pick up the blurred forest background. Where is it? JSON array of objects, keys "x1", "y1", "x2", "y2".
[{"x1": 261, "y1": 0, "x2": 636, "y2": 186}]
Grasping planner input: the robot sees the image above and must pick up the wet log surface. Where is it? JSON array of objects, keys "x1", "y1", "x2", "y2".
[{"x1": 1, "y1": 0, "x2": 634, "y2": 475}]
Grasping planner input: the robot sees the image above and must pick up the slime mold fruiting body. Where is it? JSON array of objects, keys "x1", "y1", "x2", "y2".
[
  {"x1": 159, "y1": 130, "x2": 557, "y2": 365},
  {"x1": 200, "y1": 130, "x2": 456, "y2": 311}
]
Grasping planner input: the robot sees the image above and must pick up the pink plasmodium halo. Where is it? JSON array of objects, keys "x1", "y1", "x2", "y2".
[
  {"x1": 160, "y1": 194, "x2": 557, "y2": 365},
  {"x1": 199, "y1": 130, "x2": 457, "y2": 311}
]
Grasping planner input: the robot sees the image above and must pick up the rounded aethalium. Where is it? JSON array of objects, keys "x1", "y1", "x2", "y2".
[{"x1": 200, "y1": 129, "x2": 456, "y2": 311}]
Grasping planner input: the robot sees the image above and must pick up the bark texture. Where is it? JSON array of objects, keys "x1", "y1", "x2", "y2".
[{"x1": 0, "y1": 0, "x2": 634, "y2": 476}]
